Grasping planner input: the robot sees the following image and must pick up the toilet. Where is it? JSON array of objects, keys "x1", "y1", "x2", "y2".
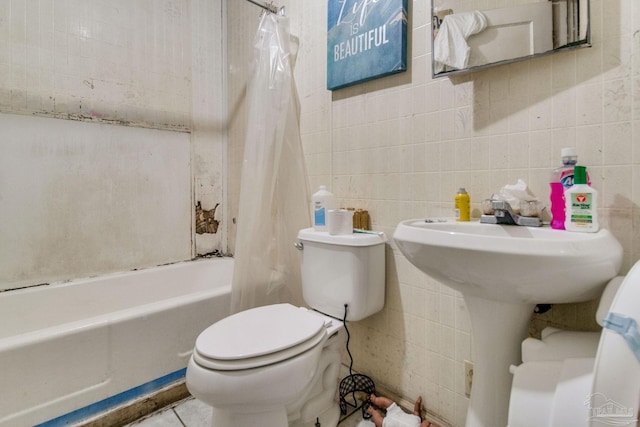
[
  {"x1": 186, "y1": 228, "x2": 387, "y2": 427},
  {"x1": 508, "y1": 261, "x2": 640, "y2": 427}
]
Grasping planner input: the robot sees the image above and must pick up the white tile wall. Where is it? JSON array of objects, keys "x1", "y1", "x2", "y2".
[
  {"x1": 228, "y1": 0, "x2": 640, "y2": 425},
  {"x1": 0, "y1": 0, "x2": 192, "y2": 130},
  {"x1": 0, "y1": 0, "x2": 226, "y2": 288}
]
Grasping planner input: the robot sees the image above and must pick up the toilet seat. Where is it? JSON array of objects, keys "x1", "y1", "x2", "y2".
[{"x1": 193, "y1": 303, "x2": 330, "y2": 371}]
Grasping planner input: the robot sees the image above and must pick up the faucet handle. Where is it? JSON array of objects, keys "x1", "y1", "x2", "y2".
[{"x1": 481, "y1": 199, "x2": 495, "y2": 215}]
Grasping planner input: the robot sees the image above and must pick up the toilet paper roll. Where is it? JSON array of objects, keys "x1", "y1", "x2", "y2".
[{"x1": 328, "y1": 209, "x2": 354, "y2": 235}]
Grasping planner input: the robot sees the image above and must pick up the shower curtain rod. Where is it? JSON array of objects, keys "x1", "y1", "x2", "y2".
[{"x1": 245, "y1": 0, "x2": 285, "y2": 15}]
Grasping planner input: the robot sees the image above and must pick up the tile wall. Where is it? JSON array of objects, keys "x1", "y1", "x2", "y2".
[
  {"x1": 0, "y1": 0, "x2": 191, "y2": 130},
  {"x1": 228, "y1": 0, "x2": 640, "y2": 425},
  {"x1": 0, "y1": 0, "x2": 226, "y2": 288}
]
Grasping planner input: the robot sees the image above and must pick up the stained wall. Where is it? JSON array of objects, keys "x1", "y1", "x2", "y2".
[{"x1": 0, "y1": 0, "x2": 226, "y2": 290}]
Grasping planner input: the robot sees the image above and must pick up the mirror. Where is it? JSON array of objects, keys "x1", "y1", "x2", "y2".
[{"x1": 432, "y1": 0, "x2": 590, "y2": 78}]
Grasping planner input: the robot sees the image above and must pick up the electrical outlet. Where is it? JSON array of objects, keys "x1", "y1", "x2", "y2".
[{"x1": 464, "y1": 360, "x2": 474, "y2": 397}]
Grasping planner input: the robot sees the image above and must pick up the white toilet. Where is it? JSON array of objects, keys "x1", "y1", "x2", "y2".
[
  {"x1": 186, "y1": 228, "x2": 387, "y2": 427},
  {"x1": 508, "y1": 260, "x2": 640, "y2": 427}
]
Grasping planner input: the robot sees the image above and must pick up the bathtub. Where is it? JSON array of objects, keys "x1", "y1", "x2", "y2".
[{"x1": 0, "y1": 257, "x2": 233, "y2": 427}]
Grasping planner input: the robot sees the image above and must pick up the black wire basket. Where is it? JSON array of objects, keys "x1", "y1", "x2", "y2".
[{"x1": 339, "y1": 373, "x2": 376, "y2": 419}]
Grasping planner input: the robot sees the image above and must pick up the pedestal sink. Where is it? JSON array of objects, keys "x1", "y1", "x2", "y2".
[{"x1": 393, "y1": 219, "x2": 623, "y2": 427}]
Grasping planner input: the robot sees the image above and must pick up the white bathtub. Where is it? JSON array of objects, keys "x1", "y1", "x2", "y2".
[{"x1": 0, "y1": 257, "x2": 233, "y2": 427}]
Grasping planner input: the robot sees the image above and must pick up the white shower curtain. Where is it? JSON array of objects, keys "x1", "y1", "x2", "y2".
[{"x1": 230, "y1": 13, "x2": 310, "y2": 313}]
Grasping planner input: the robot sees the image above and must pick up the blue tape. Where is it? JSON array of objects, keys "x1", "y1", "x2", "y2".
[
  {"x1": 36, "y1": 368, "x2": 186, "y2": 427},
  {"x1": 603, "y1": 312, "x2": 640, "y2": 364}
]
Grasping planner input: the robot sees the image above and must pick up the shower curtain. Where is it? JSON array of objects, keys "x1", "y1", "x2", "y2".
[{"x1": 230, "y1": 12, "x2": 310, "y2": 313}]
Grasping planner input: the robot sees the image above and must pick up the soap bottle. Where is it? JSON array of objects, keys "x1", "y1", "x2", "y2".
[
  {"x1": 455, "y1": 188, "x2": 470, "y2": 222},
  {"x1": 311, "y1": 185, "x2": 334, "y2": 231},
  {"x1": 549, "y1": 147, "x2": 579, "y2": 230},
  {"x1": 564, "y1": 166, "x2": 598, "y2": 232}
]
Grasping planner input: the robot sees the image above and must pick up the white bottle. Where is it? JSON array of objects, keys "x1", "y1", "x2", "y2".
[
  {"x1": 564, "y1": 165, "x2": 599, "y2": 232},
  {"x1": 312, "y1": 185, "x2": 334, "y2": 231}
]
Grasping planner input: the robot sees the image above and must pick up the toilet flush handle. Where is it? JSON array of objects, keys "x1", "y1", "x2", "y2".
[{"x1": 294, "y1": 241, "x2": 304, "y2": 250}]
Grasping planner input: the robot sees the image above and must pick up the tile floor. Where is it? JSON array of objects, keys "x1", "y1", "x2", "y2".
[{"x1": 124, "y1": 396, "x2": 374, "y2": 427}]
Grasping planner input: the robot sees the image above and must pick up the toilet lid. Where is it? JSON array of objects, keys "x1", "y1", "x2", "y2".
[{"x1": 194, "y1": 304, "x2": 327, "y2": 370}]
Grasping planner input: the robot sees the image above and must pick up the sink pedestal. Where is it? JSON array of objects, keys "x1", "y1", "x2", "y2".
[{"x1": 464, "y1": 295, "x2": 534, "y2": 427}]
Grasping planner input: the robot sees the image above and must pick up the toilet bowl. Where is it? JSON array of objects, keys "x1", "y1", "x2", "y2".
[
  {"x1": 186, "y1": 229, "x2": 387, "y2": 427},
  {"x1": 508, "y1": 263, "x2": 640, "y2": 427},
  {"x1": 187, "y1": 304, "x2": 344, "y2": 427}
]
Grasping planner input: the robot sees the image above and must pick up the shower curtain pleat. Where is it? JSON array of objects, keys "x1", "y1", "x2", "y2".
[{"x1": 230, "y1": 13, "x2": 310, "y2": 313}]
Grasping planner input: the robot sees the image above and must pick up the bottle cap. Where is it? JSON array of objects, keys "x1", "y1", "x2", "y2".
[
  {"x1": 574, "y1": 166, "x2": 587, "y2": 185},
  {"x1": 319, "y1": 185, "x2": 326, "y2": 190},
  {"x1": 561, "y1": 147, "x2": 577, "y2": 157},
  {"x1": 458, "y1": 187, "x2": 467, "y2": 193}
]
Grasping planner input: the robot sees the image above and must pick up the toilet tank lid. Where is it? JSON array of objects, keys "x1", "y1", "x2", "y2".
[{"x1": 298, "y1": 228, "x2": 387, "y2": 246}]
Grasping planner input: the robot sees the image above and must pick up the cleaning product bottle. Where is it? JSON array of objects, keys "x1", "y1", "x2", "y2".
[
  {"x1": 549, "y1": 182, "x2": 566, "y2": 229},
  {"x1": 549, "y1": 147, "x2": 581, "y2": 230},
  {"x1": 564, "y1": 166, "x2": 598, "y2": 232},
  {"x1": 455, "y1": 188, "x2": 470, "y2": 222},
  {"x1": 311, "y1": 185, "x2": 334, "y2": 231},
  {"x1": 552, "y1": 147, "x2": 579, "y2": 189}
]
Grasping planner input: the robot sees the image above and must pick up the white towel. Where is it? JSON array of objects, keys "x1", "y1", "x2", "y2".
[{"x1": 433, "y1": 10, "x2": 487, "y2": 73}]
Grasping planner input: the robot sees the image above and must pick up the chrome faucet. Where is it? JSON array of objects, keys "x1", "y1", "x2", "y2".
[{"x1": 480, "y1": 200, "x2": 542, "y2": 227}]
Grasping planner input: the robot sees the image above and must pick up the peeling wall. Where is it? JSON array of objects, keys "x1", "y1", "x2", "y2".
[
  {"x1": 190, "y1": 0, "x2": 226, "y2": 256},
  {"x1": 0, "y1": 0, "x2": 192, "y2": 131},
  {"x1": 0, "y1": 0, "x2": 226, "y2": 290}
]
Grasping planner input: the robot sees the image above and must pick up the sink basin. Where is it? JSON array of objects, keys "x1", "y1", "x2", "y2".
[
  {"x1": 393, "y1": 219, "x2": 623, "y2": 304},
  {"x1": 393, "y1": 219, "x2": 623, "y2": 427}
]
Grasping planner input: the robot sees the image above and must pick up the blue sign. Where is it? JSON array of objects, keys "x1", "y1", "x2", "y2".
[{"x1": 327, "y1": 0, "x2": 408, "y2": 91}]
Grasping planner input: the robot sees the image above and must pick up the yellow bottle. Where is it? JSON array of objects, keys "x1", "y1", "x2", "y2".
[{"x1": 455, "y1": 187, "x2": 470, "y2": 221}]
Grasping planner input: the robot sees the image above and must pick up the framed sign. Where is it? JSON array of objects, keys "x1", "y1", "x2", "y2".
[{"x1": 327, "y1": 0, "x2": 408, "y2": 91}]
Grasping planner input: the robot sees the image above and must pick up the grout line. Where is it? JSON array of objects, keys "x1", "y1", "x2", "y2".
[{"x1": 172, "y1": 408, "x2": 188, "y2": 427}]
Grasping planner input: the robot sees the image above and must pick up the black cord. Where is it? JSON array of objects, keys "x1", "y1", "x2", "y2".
[
  {"x1": 343, "y1": 304, "x2": 360, "y2": 412},
  {"x1": 343, "y1": 303, "x2": 354, "y2": 376},
  {"x1": 339, "y1": 303, "x2": 375, "y2": 420}
]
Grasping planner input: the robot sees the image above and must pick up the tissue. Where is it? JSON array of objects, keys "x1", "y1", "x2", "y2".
[
  {"x1": 493, "y1": 179, "x2": 540, "y2": 215},
  {"x1": 433, "y1": 10, "x2": 487, "y2": 73}
]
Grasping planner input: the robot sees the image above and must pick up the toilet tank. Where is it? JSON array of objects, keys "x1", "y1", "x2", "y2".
[{"x1": 297, "y1": 228, "x2": 387, "y2": 321}]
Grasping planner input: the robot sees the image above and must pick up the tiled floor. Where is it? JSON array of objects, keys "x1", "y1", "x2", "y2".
[
  {"x1": 124, "y1": 396, "x2": 374, "y2": 427},
  {"x1": 124, "y1": 397, "x2": 211, "y2": 427}
]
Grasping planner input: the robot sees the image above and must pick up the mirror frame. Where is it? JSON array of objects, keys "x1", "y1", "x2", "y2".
[{"x1": 431, "y1": 1, "x2": 591, "y2": 78}]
